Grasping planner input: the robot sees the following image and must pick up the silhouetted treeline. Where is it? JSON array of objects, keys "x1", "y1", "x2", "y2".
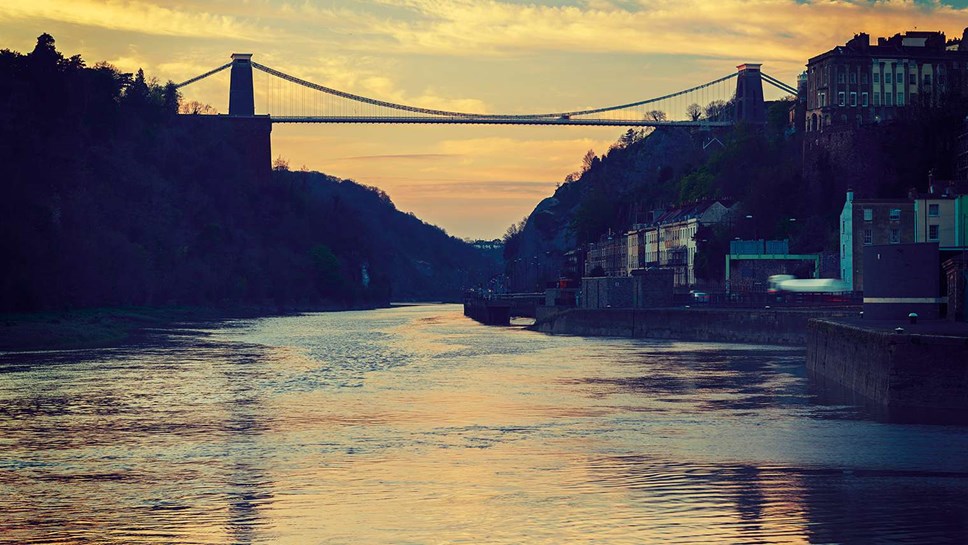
[{"x1": 0, "y1": 35, "x2": 497, "y2": 312}]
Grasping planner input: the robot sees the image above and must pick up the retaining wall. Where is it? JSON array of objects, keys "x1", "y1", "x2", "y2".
[
  {"x1": 807, "y1": 319, "x2": 968, "y2": 411},
  {"x1": 532, "y1": 307, "x2": 857, "y2": 345}
]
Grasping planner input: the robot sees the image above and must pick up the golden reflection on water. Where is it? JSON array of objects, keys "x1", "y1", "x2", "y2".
[{"x1": 2, "y1": 305, "x2": 968, "y2": 544}]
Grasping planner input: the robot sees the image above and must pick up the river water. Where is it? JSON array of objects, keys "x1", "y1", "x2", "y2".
[{"x1": 1, "y1": 304, "x2": 967, "y2": 544}]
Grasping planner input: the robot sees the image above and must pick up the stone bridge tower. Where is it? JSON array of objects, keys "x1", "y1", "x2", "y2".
[
  {"x1": 734, "y1": 63, "x2": 766, "y2": 124},
  {"x1": 229, "y1": 53, "x2": 255, "y2": 116}
]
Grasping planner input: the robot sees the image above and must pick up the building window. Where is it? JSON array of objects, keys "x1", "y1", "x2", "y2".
[
  {"x1": 873, "y1": 93, "x2": 881, "y2": 106},
  {"x1": 862, "y1": 92, "x2": 869, "y2": 107},
  {"x1": 838, "y1": 71, "x2": 845, "y2": 84},
  {"x1": 886, "y1": 93, "x2": 893, "y2": 106},
  {"x1": 820, "y1": 92, "x2": 826, "y2": 107},
  {"x1": 897, "y1": 92, "x2": 904, "y2": 106},
  {"x1": 885, "y1": 72, "x2": 892, "y2": 84},
  {"x1": 850, "y1": 72, "x2": 857, "y2": 84},
  {"x1": 924, "y1": 74, "x2": 932, "y2": 85},
  {"x1": 863, "y1": 208, "x2": 873, "y2": 222},
  {"x1": 890, "y1": 228, "x2": 900, "y2": 243},
  {"x1": 889, "y1": 208, "x2": 901, "y2": 221},
  {"x1": 862, "y1": 73, "x2": 869, "y2": 84},
  {"x1": 873, "y1": 72, "x2": 880, "y2": 84},
  {"x1": 864, "y1": 229, "x2": 873, "y2": 245},
  {"x1": 909, "y1": 73, "x2": 916, "y2": 85},
  {"x1": 928, "y1": 224, "x2": 939, "y2": 241},
  {"x1": 850, "y1": 92, "x2": 857, "y2": 107},
  {"x1": 928, "y1": 203, "x2": 939, "y2": 217},
  {"x1": 838, "y1": 92, "x2": 846, "y2": 106}
]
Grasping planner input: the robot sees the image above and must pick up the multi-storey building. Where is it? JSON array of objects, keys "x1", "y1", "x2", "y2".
[
  {"x1": 840, "y1": 190, "x2": 916, "y2": 292},
  {"x1": 585, "y1": 233, "x2": 627, "y2": 278},
  {"x1": 805, "y1": 29, "x2": 968, "y2": 132},
  {"x1": 629, "y1": 200, "x2": 735, "y2": 289},
  {"x1": 912, "y1": 179, "x2": 968, "y2": 248}
]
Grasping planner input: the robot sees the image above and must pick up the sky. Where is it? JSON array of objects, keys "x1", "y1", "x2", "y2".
[{"x1": 2, "y1": 1, "x2": 968, "y2": 239}]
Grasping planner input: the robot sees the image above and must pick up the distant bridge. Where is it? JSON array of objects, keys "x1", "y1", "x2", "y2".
[{"x1": 175, "y1": 54, "x2": 797, "y2": 127}]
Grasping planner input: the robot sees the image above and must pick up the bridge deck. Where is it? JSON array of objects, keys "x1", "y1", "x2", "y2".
[{"x1": 269, "y1": 116, "x2": 735, "y2": 127}]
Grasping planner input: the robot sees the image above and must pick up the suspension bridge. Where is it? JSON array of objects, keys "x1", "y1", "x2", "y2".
[{"x1": 175, "y1": 54, "x2": 797, "y2": 127}]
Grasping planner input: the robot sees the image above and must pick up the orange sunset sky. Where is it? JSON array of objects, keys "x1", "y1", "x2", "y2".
[{"x1": 2, "y1": 1, "x2": 967, "y2": 239}]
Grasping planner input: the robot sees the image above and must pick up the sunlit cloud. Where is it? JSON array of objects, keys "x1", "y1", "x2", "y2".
[{"x1": 0, "y1": 0, "x2": 263, "y2": 40}]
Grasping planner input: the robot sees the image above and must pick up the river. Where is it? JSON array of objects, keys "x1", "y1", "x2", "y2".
[{"x1": 2, "y1": 304, "x2": 967, "y2": 544}]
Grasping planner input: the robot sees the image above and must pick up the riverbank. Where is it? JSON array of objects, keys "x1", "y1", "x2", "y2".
[
  {"x1": 531, "y1": 306, "x2": 860, "y2": 345},
  {"x1": 0, "y1": 303, "x2": 385, "y2": 352}
]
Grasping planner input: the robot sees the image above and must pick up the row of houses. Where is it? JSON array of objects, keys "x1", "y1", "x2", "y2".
[
  {"x1": 584, "y1": 200, "x2": 737, "y2": 290},
  {"x1": 840, "y1": 178, "x2": 968, "y2": 292}
]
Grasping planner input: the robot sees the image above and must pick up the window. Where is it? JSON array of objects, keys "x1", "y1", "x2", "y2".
[
  {"x1": 862, "y1": 92, "x2": 869, "y2": 107},
  {"x1": 863, "y1": 208, "x2": 873, "y2": 222},
  {"x1": 850, "y1": 92, "x2": 857, "y2": 107},
  {"x1": 886, "y1": 72, "x2": 893, "y2": 84},
  {"x1": 890, "y1": 228, "x2": 900, "y2": 243},
  {"x1": 896, "y1": 71, "x2": 902, "y2": 84},
  {"x1": 850, "y1": 72, "x2": 857, "y2": 84},
  {"x1": 838, "y1": 71, "x2": 845, "y2": 83},
  {"x1": 889, "y1": 208, "x2": 901, "y2": 221},
  {"x1": 862, "y1": 73, "x2": 868, "y2": 84},
  {"x1": 924, "y1": 74, "x2": 932, "y2": 85},
  {"x1": 897, "y1": 92, "x2": 904, "y2": 106},
  {"x1": 873, "y1": 93, "x2": 881, "y2": 106},
  {"x1": 864, "y1": 229, "x2": 873, "y2": 245},
  {"x1": 928, "y1": 224, "x2": 939, "y2": 241},
  {"x1": 886, "y1": 93, "x2": 893, "y2": 106},
  {"x1": 820, "y1": 92, "x2": 826, "y2": 107},
  {"x1": 873, "y1": 72, "x2": 880, "y2": 84},
  {"x1": 928, "y1": 203, "x2": 939, "y2": 217},
  {"x1": 909, "y1": 73, "x2": 916, "y2": 85},
  {"x1": 838, "y1": 92, "x2": 846, "y2": 106}
]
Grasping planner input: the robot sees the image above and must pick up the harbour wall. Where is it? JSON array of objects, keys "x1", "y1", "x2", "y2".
[
  {"x1": 806, "y1": 319, "x2": 968, "y2": 412},
  {"x1": 532, "y1": 307, "x2": 858, "y2": 345}
]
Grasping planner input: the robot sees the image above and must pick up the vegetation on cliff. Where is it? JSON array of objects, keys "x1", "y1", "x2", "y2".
[
  {"x1": 0, "y1": 35, "x2": 496, "y2": 312},
  {"x1": 505, "y1": 92, "x2": 968, "y2": 288}
]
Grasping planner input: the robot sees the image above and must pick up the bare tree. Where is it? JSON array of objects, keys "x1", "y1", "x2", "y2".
[
  {"x1": 646, "y1": 110, "x2": 667, "y2": 122},
  {"x1": 581, "y1": 149, "x2": 597, "y2": 172},
  {"x1": 704, "y1": 100, "x2": 728, "y2": 121},
  {"x1": 178, "y1": 100, "x2": 218, "y2": 115},
  {"x1": 272, "y1": 155, "x2": 290, "y2": 171},
  {"x1": 686, "y1": 103, "x2": 702, "y2": 121}
]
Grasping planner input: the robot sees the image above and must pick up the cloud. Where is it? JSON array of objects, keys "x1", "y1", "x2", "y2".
[
  {"x1": 341, "y1": 153, "x2": 462, "y2": 161},
  {"x1": 328, "y1": 0, "x2": 968, "y2": 78},
  {"x1": 0, "y1": 0, "x2": 264, "y2": 40}
]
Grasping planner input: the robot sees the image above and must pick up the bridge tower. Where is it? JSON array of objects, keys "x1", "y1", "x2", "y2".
[
  {"x1": 229, "y1": 53, "x2": 255, "y2": 116},
  {"x1": 734, "y1": 63, "x2": 765, "y2": 124}
]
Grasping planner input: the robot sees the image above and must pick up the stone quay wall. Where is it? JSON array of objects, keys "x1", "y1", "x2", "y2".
[
  {"x1": 532, "y1": 307, "x2": 858, "y2": 345},
  {"x1": 806, "y1": 319, "x2": 968, "y2": 411}
]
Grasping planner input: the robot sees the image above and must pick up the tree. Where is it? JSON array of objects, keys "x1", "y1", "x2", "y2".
[
  {"x1": 581, "y1": 149, "x2": 598, "y2": 173},
  {"x1": 646, "y1": 110, "x2": 667, "y2": 122},
  {"x1": 272, "y1": 155, "x2": 290, "y2": 171},
  {"x1": 618, "y1": 128, "x2": 644, "y2": 148},
  {"x1": 705, "y1": 100, "x2": 728, "y2": 121},
  {"x1": 179, "y1": 100, "x2": 218, "y2": 115},
  {"x1": 686, "y1": 103, "x2": 702, "y2": 121}
]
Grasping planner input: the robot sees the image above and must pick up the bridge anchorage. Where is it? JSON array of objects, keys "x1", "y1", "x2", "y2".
[{"x1": 175, "y1": 54, "x2": 797, "y2": 127}]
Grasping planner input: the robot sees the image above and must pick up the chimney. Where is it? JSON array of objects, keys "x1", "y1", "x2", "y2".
[{"x1": 928, "y1": 169, "x2": 936, "y2": 194}]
